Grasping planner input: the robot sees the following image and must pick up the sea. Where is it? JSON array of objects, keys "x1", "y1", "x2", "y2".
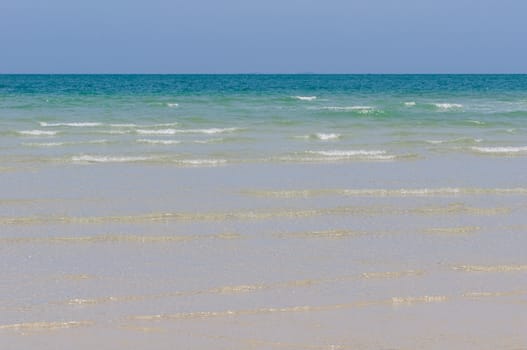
[{"x1": 1, "y1": 75, "x2": 526, "y2": 349}]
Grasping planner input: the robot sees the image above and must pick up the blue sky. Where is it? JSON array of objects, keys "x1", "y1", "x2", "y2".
[{"x1": 1, "y1": 0, "x2": 526, "y2": 73}]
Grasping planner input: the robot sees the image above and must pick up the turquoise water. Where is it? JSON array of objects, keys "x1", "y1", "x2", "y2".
[
  {"x1": 2, "y1": 75, "x2": 527, "y2": 349},
  {"x1": 1, "y1": 74, "x2": 527, "y2": 166}
]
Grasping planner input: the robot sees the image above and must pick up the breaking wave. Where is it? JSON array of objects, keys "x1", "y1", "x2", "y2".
[
  {"x1": 293, "y1": 96, "x2": 317, "y2": 101},
  {"x1": 137, "y1": 139, "x2": 181, "y2": 145},
  {"x1": 175, "y1": 159, "x2": 227, "y2": 167},
  {"x1": 39, "y1": 122, "x2": 102, "y2": 127},
  {"x1": 433, "y1": 103, "x2": 463, "y2": 110},
  {"x1": 136, "y1": 128, "x2": 239, "y2": 135},
  {"x1": 471, "y1": 146, "x2": 527, "y2": 154},
  {"x1": 72, "y1": 155, "x2": 155, "y2": 163},
  {"x1": 18, "y1": 130, "x2": 57, "y2": 136}
]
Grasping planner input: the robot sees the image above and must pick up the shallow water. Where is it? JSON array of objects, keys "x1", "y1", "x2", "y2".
[{"x1": 1, "y1": 75, "x2": 527, "y2": 349}]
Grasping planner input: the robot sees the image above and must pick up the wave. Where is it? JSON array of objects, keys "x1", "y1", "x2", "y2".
[
  {"x1": 361, "y1": 270, "x2": 424, "y2": 279},
  {"x1": 23, "y1": 139, "x2": 109, "y2": 147},
  {"x1": 176, "y1": 159, "x2": 227, "y2": 166},
  {"x1": 108, "y1": 123, "x2": 139, "y2": 127},
  {"x1": 136, "y1": 127, "x2": 239, "y2": 135},
  {"x1": 128, "y1": 293, "x2": 451, "y2": 321},
  {"x1": 293, "y1": 96, "x2": 317, "y2": 101},
  {"x1": 149, "y1": 122, "x2": 179, "y2": 127},
  {"x1": 309, "y1": 150, "x2": 387, "y2": 157},
  {"x1": 425, "y1": 140, "x2": 445, "y2": 145},
  {"x1": 185, "y1": 127, "x2": 240, "y2": 134},
  {"x1": 404, "y1": 101, "x2": 416, "y2": 106},
  {"x1": 433, "y1": 103, "x2": 463, "y2": 110},
  {"x1": 313, "y1": 133, "x2": 340, "y2": 141},
  {"x1": 275, "y1": 229, "x2": 366, "y2": 239},
  {"x1": 306, "y1": 150, "x2": 395, "y2": 160},
  {"x1": 0, "y1": 203, "x2": 510, "y2": 226},
  {"x1": 2, "y1": 232, "x2": 241, "y2": 244},
  {"x1": 136, "y1": 129, "x2": 178, "y2": 135},
  {"x1": 297, "y1": 133, "x2": 341, "y2": 141},
  {"x1": 471, "y1": 146, "x2": 527, "y2": 154},
  {"x1": 452, "y1": 264, "x2": 527, "y2": 273},
  {"x1": 391, "y1": 296, "x2": 447, "y2": 304},
  {"x1": 320, "y1": 106, "x2": 375, "y2": 113},
  {"x1": 39, "y1": 122, "x2": 102, "y2": 127},
  {"x1": 108, "y1": 122, "x2": 179, "y2": 127},
  {"x1": 44, "y1": 269, "x2": 423, "y2": 308},
  {"x1": 101, "y1": 130, "x2": 132, "y2": 134},
  {"x1": 425, "y1": 137, "x2": 483, "y2": 145},
  {"x1": 424, "y1": 226, "x2": 481, "y2": 235},
  {"x1": 279, "y1": 153, "x2": 399, "y2": 162},
  {"x1": 0, "y1": 321, "x2": 94, "y2": 331},
  {"x1": 18, "y1": 130, "x2": 57, "y2": 136},
  {"x1": 22, "y1": 142, "x2": 65, "y2": 147},
  {"x1": 72, "y1": 155, "x2": 154, "y2": 163},
  {"x1": 85, "y1": 139, "x2": 108, "y2": 144},
  {"x1": 36, "y1": 122, "x2": 180, "y2": 130},
  {"x1": 243, "y1": 187, "x2": 527, "y2": 198},
  {"x1": 137, "y1": 139, "x2": 181, "y2": 145},
  {"x1": 166, "y1": 103, "x2": 179, "y2": 107},
  {"x1": 463, "y1": 290, "x2": 527, "y2": 298}
]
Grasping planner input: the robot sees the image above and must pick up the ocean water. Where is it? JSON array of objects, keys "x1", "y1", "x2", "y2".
[{"x1": 1, "y1": 75, "x2": 527, "y2": 349}]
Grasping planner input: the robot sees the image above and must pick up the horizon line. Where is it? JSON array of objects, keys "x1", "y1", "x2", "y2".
[{"x1": 2, "y1": 72, "x2": 527, "y2": 75}]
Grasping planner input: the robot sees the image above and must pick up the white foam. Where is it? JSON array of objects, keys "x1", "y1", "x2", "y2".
[
  {"x1": 404, "y1": 102, "x2": 416, "y2": 106},
  {"x1": 185, "y1": 128, "x2": 239, "y2": 134},
  {"x1": 283, "y1": 154, "x2": 396, "y2": 162},
  {"x1": 72, "y1": 155, "x2": 153, "y2": 163},
  {"x1": 248, "y1": 187, "x2": 527, "y2": 198},
  {"x1": 167, "y1": 103, "x2": 179, "y2": 107},
  {"x1": 472, "y1": 146, "x2": 527, "y2": 154},
  {"x1": 314, "y1": 133, "x2": 340, "y2": 141},
  {"x1": 136, "y1": 129, "x2": 178, "y2": 135},
  {"x1": 110, "y1": 122, "x2": 178, "y2": 128},
  {"x1": 295, "y1": 133, "x2": 340, "y2": 141},
  {"x1": 137, "y1": 139, "x2": 181, "y2": 145},
  {"x1": 39, "y1": 122, "x2": 102, "y2": 127},
  {"x1": 425, "y1": 137, "x2": 483, "y2": 145},
  {"x1": 136, "y1": 128, "x2": 238, "y2": 135},
  {"x1": 293, "y1": 96, "x2": 317, "y2": 101},
  {"x1": 322, "y1": 106, "x2": 374, "y2": 111},
  {"x1": 18, "y1": 130, "x2": 57, "y2": 136},
  {"x1": 467, "y1": 120, "x2": 485, "y2": 125},
  {"x1": 177, "y1": 159, "x2": 227, "y2": 166},
  {"x1": 292, "y1": 150, "x2": 397, "y2": 161},
  {"x1": 309, "y1": 150, "x2": 387, "y2": 157},
  {"x1": 371, "y1": 188, "x2": 464, "y2": 196},
  {"x1": 22, "y1": 139, "x2": 109, "y2": 148},
  {"x1": 433, "y1": 103, "x2": 463, "y2": 109}
]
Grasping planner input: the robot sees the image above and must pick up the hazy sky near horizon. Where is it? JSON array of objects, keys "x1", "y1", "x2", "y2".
[{"x1": 1, "y1": 0, "x2": 526, "y2": 73}]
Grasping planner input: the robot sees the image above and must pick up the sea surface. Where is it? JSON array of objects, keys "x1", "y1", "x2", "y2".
[{"x1": 1, "y1": 75, "x2": 527, "y2": 349}]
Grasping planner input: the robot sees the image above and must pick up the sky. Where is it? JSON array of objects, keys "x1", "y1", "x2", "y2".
[{"x1": 0, "y1": 0, "x2": 526, "y2": 73}]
